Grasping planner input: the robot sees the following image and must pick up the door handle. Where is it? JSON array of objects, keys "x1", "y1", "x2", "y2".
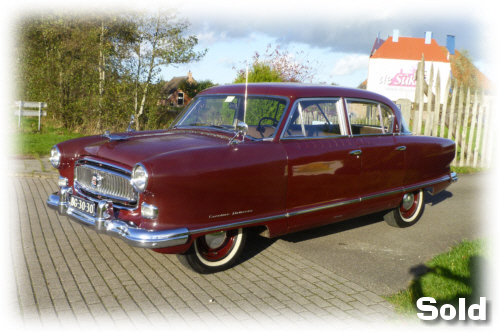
[
  {"x1": 349, "y1": 150, "x2": 362, "y2": 155},
  {"x1": 396, "y1": 146, "x2": 406, "y2": 151}
]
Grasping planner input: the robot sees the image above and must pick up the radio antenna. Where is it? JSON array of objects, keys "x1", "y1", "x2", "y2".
[{"x1": 243, "y1": 60, "x2": 249, "y2": 123}]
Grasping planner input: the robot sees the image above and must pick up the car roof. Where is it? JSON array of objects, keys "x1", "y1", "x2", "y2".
[{"x1": 199, "y1": 83, "x2": 395, "y2": 106}]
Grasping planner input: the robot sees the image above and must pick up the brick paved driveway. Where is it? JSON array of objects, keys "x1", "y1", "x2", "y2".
[{"x1": 9, "y1": 176, "x2": 401, "y2": 329}]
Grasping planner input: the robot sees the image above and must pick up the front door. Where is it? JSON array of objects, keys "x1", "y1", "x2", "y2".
[{"x1": 281, "y1": 98, "x2": 361, "y2": 230}]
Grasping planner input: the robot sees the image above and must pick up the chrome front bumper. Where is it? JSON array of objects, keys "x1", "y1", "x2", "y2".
[
  {"x1": 451, "y1": 171, "x2": 458, "y2": 183},
  {"x1": 46, "y1": 186, "x2": 189, "y2": 249}
]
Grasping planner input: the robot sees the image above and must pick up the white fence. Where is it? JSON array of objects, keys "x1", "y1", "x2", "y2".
[
  {"x1": 14, "y1": 101, "x2": 47, "y2": 131},
  {"x1": 411, "y1": 58, "x2": 496, "y2": 168}
]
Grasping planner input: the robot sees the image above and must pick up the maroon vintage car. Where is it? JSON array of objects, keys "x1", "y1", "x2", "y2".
[{"x1": 47, "y1": 83, "x2": 457, "y2": 273}]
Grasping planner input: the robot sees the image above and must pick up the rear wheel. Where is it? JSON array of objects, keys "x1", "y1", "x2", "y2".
[
  {"x1": 384, "y1": 189, "x2": 424, "y2": 228},
  {"x1": 177, "y1": 228, "x2": 246, "y2": 274}
]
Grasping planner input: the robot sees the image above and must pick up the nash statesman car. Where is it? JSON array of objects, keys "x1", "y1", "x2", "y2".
[{"x1": 47, "y1": 83, "x2": 457, "y2": 274}]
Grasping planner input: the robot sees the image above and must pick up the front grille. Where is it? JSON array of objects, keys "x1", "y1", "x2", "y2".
[{"x1": 74, "y1": 162, "x2": 138, "y2": 206}]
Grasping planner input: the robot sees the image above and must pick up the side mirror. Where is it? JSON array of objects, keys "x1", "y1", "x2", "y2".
[
  {"x1": 235, "y1": 121, "x2": 248, "y2": 136},
  {"x1": 228, "y1": 121, "x2": 248, "y2": 145},
  {"x1": 127, "y1": 115, "x2": 135, "y2": 132}
]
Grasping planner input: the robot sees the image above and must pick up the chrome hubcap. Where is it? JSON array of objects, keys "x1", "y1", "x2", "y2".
[
  {"x1": 205, "y1": 231, "x2": 227, "y2": 249},
  {"x1": 402, "y1": 193, "x2": 415, "y2": 210}
]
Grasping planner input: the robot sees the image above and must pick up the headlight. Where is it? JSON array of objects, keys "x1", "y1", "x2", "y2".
[
  {"x1": 50, "y1": 146, "x2": 61, "y2": 168},
  {"x1": 131, "y1": 163, "x2": 148, "y2": 193}
]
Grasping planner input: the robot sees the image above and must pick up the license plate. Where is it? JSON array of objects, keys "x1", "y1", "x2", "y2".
[{"x1": 69, "y1": 196, "x2": 96, "y2": 216}]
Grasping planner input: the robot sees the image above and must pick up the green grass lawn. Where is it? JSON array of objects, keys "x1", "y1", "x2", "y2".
[
  {"x1": 386, "y1": 238, "x2": 487, "y2": 317},
  {"x1": 13, "y1": 117, "x2": 85, "y2": 157}
]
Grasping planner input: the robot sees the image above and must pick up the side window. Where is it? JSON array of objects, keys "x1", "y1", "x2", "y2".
[
  {"x1": 346, "y1": 99, "x2": 394, "y2": 135},
  {"x1": 284, "y1": 99, "x2": 345, "y2": 138}
]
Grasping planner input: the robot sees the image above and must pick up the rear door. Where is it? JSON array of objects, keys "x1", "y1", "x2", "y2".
[{"x1": 344, "y1": 99, "x2": 405, "y2": 209}]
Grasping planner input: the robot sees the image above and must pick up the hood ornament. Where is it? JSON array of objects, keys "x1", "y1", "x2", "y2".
[
  {"x1": 102, "y1": 115, "x2": 135, "y2": 142},
  {"x1": 127, "y1": 115, "x2": 136, "y2": 132},
  {"x1": 102, "y1": 131, "x2": 129, "y2": 142}
]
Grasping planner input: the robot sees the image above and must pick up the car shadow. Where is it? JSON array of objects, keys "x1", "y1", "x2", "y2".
[
  {"x1": 280, "y1": 212, "x2": 386, "y2": 244},
  {"x1": 238, "y1": 231, "x2": 279, "y2": 265},
  {"x1": 424, "y1": 190, "x2": 453, "y2": 207},
  {"x1": 238, "y1": 191, "x2": 454, "y2": 262}
]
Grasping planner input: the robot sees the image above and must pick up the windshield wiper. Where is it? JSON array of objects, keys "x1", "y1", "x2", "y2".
[
  {"x1": 189, "y1": 122, "x2": 211, "y2": 126},
  {"x1": 187, "y1": 122, "x2": 234, "y2": 130}
]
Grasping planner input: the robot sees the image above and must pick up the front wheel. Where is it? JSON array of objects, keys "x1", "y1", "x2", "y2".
[
  {"x1": 384, "y1": 189, "x2": 424, "y2": 228},
  {"x1": 177, "y1": 228, "x2": 246, "y2": 274}
]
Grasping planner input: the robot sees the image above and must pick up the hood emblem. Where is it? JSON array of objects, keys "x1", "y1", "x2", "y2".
[
  {"x1": 91, "y1": 173, "x2": 103, "y2": 188},
  {"x1": 102, "y1": 115, "x2": 135, "y2": 142}
]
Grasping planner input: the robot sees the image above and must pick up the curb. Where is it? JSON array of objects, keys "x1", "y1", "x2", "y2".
[{"x1": 11, "y1": 171, "x2": 59, "y2": 179}]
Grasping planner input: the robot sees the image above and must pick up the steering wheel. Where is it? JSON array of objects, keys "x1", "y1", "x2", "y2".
[{"x1": 257, "y1": 117, "x2": 278, "y2": 138}]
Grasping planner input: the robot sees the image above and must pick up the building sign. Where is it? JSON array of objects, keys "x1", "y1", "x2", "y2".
[
  {"x1": 380, "y1": 68, "x2": 417, "y2": 87},
  {"x1": 367, "y1": 58, "x2": 450, "y2": 103}
]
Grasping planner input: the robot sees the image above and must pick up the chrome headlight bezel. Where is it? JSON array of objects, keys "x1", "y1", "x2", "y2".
[
  {"x1": 131, "y1": 163, "x2": 149, "y2": 193},
  {"x1": 50, "y1": 146, "x2": 61, "y2": 168}
]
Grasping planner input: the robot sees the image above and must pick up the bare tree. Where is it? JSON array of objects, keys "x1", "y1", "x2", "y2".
[
  {"x1": 125, "y1": 8, "x2": 206, "y2": 130},
  {"x1": 234, "y1": 44, "x2": 320, "y2": 83}
]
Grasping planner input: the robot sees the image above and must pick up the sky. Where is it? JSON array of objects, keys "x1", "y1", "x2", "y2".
[
  {"x1": 159, "y1": 0, "x2": 495, "y2": 87},
  {"x1": 3, "y1": 0, "x2": 495, "y2": 88}
]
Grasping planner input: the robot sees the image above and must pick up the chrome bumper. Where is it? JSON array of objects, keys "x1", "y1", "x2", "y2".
[
  {"x1": 451, "y1": 172, "x2": 458, "y2": 183},
  {"x1": 46, "y1": 186, "x2": 189, "y2": 249}
]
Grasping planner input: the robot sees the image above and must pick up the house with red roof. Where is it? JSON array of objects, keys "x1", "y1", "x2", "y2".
[
  {"x1": 367, "y1": 30, "x2": 452, "y2": 103},
  {"x1": 366, "y1": 30, "x2": 492, "y2": 103},
  {"x1": 159, "y1": 71, "x2": 195, "y2": 108}
]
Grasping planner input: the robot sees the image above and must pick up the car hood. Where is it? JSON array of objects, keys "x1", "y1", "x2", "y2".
[{"x1": 82, "y1": 130, "x2": 232, "y2": 167}]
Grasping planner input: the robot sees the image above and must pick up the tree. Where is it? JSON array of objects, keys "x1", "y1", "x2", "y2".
[
  {"x1": 178, "y1": 79, "x2": 216, "y2": 98},
  {"x1": 17, "y1": 12, "x2": 139, "y2": 132},
  {"x1": 16, "y1": 9, "x2": 207, "y2": 132},
  {"x1": 233, "y1": 44, "x2": 319, "y2": 83},
  {"x1": 123, "y1": 8, "x2": 207, "y2": 130},
  {"x1": 17, "y1": 13, "x2": 105, "y2": 130},
  {"x1": 450, "y1": 49, "x2": 479, "y2": 92},
  {"x1": 233, "y1": 62, "x2": 282, "y2": 83},
  {"x1": 96, "y1": 14, "x2": 138, "y2": 131}
]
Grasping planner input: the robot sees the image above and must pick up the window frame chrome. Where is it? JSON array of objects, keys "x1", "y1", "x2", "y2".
[
  {"x1": 172, "y1": 94, "x2": 290, "y2": 141},
  {"x1": 344, "y1": 98, "x2": 397, "y2": 137},
  {"x1": 280, "y1": 97, "x2": 349, "y2": 140}
]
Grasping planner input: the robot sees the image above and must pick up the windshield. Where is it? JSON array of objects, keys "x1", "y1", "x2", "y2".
[{"x1": 172, "y1": 95, "x2": 288, "y2": 139}]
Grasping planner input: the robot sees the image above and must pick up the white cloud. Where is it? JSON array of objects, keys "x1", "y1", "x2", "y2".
[
  {"x1": 196, "y1": 31, "x2": 228, "y2": 46},
  {"x1": 217, "y1": 57, "x2": 237, "y2": 68},
  {"x1": 331, "y1": 54, "x2": 369, "y2": 76},
  {"x1": 179, "y1": 1, "x2": 483, "y2": 62}
]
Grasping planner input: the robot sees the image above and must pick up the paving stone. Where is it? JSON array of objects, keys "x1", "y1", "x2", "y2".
[{"x1": 11, "y1": 176, "x2": 399, "y2": 329}]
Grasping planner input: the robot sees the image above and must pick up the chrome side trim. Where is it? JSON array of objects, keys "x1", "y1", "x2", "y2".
[
  {"x1": 360, "y1": 188, "x2": 404, "y2": 201},
  {"x1": 451, "y1": 172, "x2": 458, "y2": 183},
  {"x1": 190, "y1": 214, "x2": 288, "y2": 235},
  {"x1": 396, "y1": 146, "x2": 406, "y2": 151},
  {"x1": 287, "y1": 198, "x2": 360, "y2": 218},
  {"x1": 47, "y1": 189, "x2": 188, "y2": 249},
  {"x1": 404, "y1": 174, "x2": 454, "y2": 192},
  {"x1": 348, "y1": 133, "x2": 395, "y2": 138},
  {"x1": 189, "y1": 172, "x2": 458, "y2": 234},
  {"x1": 47, "y1": 173, "x2": 457, "y2": 249},
  {"x1": 280, "y1": 135, "x2": 349, "y2": 141}
]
